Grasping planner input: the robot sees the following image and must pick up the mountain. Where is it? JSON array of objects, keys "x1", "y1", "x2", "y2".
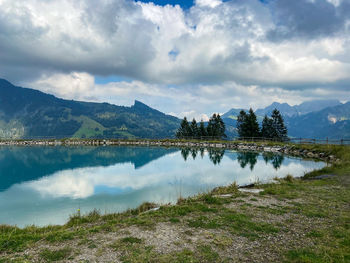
[
  {"x1": 286, "y1": 102, "x2": 350, "y2": 139},
  {"x1": 295, "y1": 99, "x2": 342, "y2": 115},
  {"x1": 222, "y1": 108, "x2": 245, "y2": 120},
  {"x1": 254, "y1": 100, "x2": 342, "y2": 118},
  {"x1": 222, "y1": 100, "x2": 349, "y2": 139},
  {"x1": 255, "y1": 102, "x2": 298, "y2": 117},
  {"x1": 0, "y1": 79, "x2": 180, "y2": 139}
]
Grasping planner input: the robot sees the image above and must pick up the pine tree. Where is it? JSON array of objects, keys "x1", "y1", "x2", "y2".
[
  {"x1": 245, "y1": 108, "x2": 260, "y2": 138},
  {"x1": 190, "y1": 118, "x2": 199, "y2": 138},
  {"x1": 261, "y1": 115, "x2": 274, "y2": 138},
  {"x1": 237, "y1": 109, "x2": 260, "y2": 138},
  {"x1": 271, "y1": 109, "x2": 288, "y2": 140},
  {"x1": 237, "y1": 110, "x2": 248, "y2": 138},
  {"x1": 216, "y1": 114, "x2": 226, "y2": 138},
  {"x1": 176, "y1": 117, "x2": 191, "y2": 138},
  {"x1": 199, "y1": 120, "x2": 207, "y2": 138},
  {"x1": 206, "y1": 114, "x2": 216, "y2": 137},
  {"x1": 207, "y1": 114, "x2": 226, "y2": 139}
]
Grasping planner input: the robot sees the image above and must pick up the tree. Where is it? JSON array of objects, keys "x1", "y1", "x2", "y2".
[
  {"x1": 199, "y1": 120, "x2": 207, "y2": 138},
  {"x1": 246, "y1": 108, "x2": 260, "y2": 138},
  {"x1": 176, "y1": 117, "x2": 191, "y2": 138},
  {"x1": 215, "y1": 114, "x2": 226, "y2": 138},
  {"x1": 271, "y1": 109, "x2": 288, "y2": 140},
  {"x1": 261, "y1": 115, "x2": 274, "y2": 138},
  {"x1": 190, "y1": 118, "x2": 199, "y2": 138},
  {"x1": 237, "y1": 108, "x2": 260, "y2": 138},
  {"x1": 237, "y1": 110, "x2": 248, "y2": 138},
  {"x1": 206, "y1": 113, "x2": 216, "y2": 137},
  {"x1": 207, "y1": 114, "x2": 226, "y2": 139}
]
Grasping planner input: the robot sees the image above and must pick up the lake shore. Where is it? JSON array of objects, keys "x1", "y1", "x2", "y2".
[
  {"x1": 0, "y1": 142, "x2": 349, "y2": 262},
  {"x1": 0, "y1": 138, "x2": 339, "y2": 163}
]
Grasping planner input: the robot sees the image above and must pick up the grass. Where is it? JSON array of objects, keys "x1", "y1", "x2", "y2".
[
  {"x1": 40, "y1": 247, "x2": 72, "y2": 262},
  {"x1": 0, "y1": 142, "x2": 349, "y2": 262}
]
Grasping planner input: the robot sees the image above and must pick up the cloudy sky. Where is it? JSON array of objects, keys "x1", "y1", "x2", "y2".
[{"x1": 0, "y1": 0, "x2": 349, "y2": 120}]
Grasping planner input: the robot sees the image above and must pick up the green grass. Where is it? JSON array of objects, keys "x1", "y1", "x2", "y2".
[{"x1": 39, "y1": 247, "x2": 72, "y2": 262}]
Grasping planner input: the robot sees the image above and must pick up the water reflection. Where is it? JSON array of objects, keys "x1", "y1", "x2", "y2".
[
  {"x1": 262, "y1": 152, "x2": 285, "y2": 170},
  {"x1": 237, "y1": 152, "x2": 259, "y2": 170},
  {"x1": 181, "y1": 147, "x2": 225, "y2": 165},
  {"x1": 181, "y1": 148, "x2": 283, "y2": 170},
  {"x1": 0, "y1": 146, "x2": 178, "y2": 191},
  {"x1": 0, "y1": 146, "x2": 326, "y2": 227}
]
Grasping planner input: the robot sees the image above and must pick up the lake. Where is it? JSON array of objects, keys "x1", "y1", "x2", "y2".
[{"x1": 0, "y1": 146, "x2": 326, "y2": 227}]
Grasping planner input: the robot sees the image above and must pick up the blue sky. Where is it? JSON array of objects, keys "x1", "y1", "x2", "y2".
[
  {"x1": 0, "y1": 0, "x2": 349, "y2": 120},
  {"x1": 137, "y1": 0, "x2": 196, "y2": 9}
]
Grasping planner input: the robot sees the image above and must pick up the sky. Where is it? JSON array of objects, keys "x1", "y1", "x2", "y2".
[{"x1": 0, "y1": 0, "x2": 349, "y2": 120}]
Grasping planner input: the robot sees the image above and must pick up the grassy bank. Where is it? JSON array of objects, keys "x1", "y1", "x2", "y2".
[{"x1": 0, "y1": 143, "x2": 349, "y2": 262}]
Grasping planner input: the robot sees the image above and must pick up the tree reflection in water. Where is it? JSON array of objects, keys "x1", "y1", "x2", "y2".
[
  {"x1": 262, "y1": 152, "x2": 285, "y2": 170},
  {"x1": 181, "y1": 148, "x2": 285, "y2": 169},
  {"x1": 191, "y1": 148, "x2": 197, "y2": 160},
  {"x1": 208, "y1": 148, "x2": 225, "y2": 165},
  {"x1": 181, "y1": 148, "x2": 190, "y2": 161},
  {"x1": 181, "y1": 147, "x2": 225, "y2": 165},
  {"x1": 237, "y1": 152, "x2": 259, "y2": 170}
]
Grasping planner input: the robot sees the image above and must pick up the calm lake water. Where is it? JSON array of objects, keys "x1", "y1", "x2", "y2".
[{"x1": 0, "y1": 146, "x2": 326, "y2": 227}]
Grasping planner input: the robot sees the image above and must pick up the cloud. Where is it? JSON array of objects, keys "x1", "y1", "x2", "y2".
[
  {"x1": 29, "y1": 72, "x2": 350, "y2": 121},
  {"x1": 267, "y1": 0, "x2": 348, "y2": 41},
  {"x1": 0, "y1": 0, "x2": 350, "y2": 114}
]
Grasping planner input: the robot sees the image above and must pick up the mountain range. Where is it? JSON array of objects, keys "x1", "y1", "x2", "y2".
[
  {"x1": 0, "y1": 78, "x2": 349, "y2": 139},
  {"x1": 0, "y1": 79, "x2": 179, "y2": 139},
  {"x1": 222, "y1": 100, "x2": 350, "y2": 139}
]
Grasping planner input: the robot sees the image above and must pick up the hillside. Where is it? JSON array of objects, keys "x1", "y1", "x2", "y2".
[
  {"x1": 0, "y1": 79, "x2": 180, "y2": 139},
  {"x1": 286, "y1": 102, "x2": 350, "y2": 139}
]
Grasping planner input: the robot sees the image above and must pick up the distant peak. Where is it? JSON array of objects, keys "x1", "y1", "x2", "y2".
[
  {"x1": 0, "y1": 78, "x2": 14, "y2": 88},
  {"x1": 134, "y1": 100, "x2": 150, "y2": 108}
]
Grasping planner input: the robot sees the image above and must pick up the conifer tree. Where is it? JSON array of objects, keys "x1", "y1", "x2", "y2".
[
  {"x1": 237, "y1": 109, "x2": 260, "y2": 138},
  {"x1": 216, "y1": 114, "x2": 226, "y2": 138},
  {"x1": 271, "y1": 109, "x2": 288, "y2": 140},
  {"x1": 246, "y1": 108, "x2": 260, "y2": 138},
  {"x1": 206, "y1": 113, "x2": 216, "y2": 137},
  {"x1": 199, "y1": 120, "x2": 207, "y2": 138},
  {"x1": 207, "y1": 114, "x2": 226, "y2": 139},
  {"x1": 190, "y1": 118, "x2": 199, "y2": 138},
  {"x1": 261, "y1": 115, "x2": 274, "y2": 138},
  {"x1": 176, "y1": 117, "x2": 191, "y2": 138},
  {"x1": 237, "y1": 110, "x2": 248, "y2": 138}
]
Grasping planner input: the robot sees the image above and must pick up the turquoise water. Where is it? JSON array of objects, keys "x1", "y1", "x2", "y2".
[{"x1": 0, "y1": 146, "x2": 325, "y2": 227}]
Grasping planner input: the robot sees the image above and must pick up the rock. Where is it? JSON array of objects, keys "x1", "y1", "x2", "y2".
[
  {"x1": 239, "y1": 188, "x2": 264, "y2": 194},
  {"x1": 307, "y1": 152, "x2": 314, "y2": 158},
  {"x1": 308, "y1": 174, "x2": 336, "y2": 180}
]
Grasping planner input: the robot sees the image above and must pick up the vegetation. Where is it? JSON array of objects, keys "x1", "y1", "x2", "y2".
[
  {"x1": 237, "y1": 108, "x2": 288, "y2": 140},
  {"x1": 0, "y1": 142, "x2": 349, "y2": 262},
  {"x1": 0, "y1": 79, "x2": 180, "y2": 139},
  {"x1": 176, "y1": 114, "x2": 226, "y2": 139}
]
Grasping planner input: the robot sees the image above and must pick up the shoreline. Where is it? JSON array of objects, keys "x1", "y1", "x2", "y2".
[{"x1": 0, "y1": 138, "x2": 339, "y2": 163}]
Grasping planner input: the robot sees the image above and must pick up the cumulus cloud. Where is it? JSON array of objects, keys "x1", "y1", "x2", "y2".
[{"x1": 0, "y1": 0, "x2": 349, "y2": 114}]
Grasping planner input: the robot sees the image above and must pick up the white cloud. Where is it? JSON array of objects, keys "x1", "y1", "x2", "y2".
[
  {"x1": 195, "y1": 0, "x2": 222, "y2": 8},
  {"x1": 1, "y1": 0, "x2": 350, "y2": 114}
]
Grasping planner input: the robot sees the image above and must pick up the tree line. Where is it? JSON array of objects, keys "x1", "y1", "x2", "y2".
[
  {"x1": 176, "y1": 113, "x2": 226, "y2": 139},
  {"x1": 237, "y1": 108, "x2": 288, "y2": 140}
]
